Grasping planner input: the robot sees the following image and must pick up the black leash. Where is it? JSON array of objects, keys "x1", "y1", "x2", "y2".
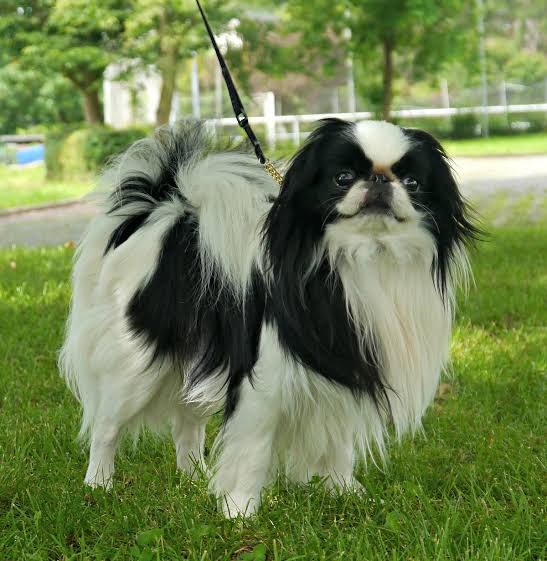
[{"x1": 195, "y1": 0, "x2": 283, "y2": 186}]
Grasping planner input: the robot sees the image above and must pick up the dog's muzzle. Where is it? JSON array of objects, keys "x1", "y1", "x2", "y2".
[{"x1": 360, "y1": 182, "x2": 393, "y2": 214}]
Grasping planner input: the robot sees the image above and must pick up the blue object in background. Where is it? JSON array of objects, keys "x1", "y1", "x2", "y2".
[{"x1": 16, "y1": 144, "x2": 45, "y2": 165}]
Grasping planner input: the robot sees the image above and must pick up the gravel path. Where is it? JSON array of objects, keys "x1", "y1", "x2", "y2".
[
  {"x1": 1, "y1": 155, "x2": 545, "y2": 248},
  {"x1": 454, "y1": 155, "x2": 547, "y2": 195},
  {"x1": 0, "y1": 200, "x2": 97, "y2": 248}
]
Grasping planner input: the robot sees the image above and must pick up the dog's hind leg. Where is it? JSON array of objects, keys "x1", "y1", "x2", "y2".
[
  {"x1": 314, "y1": 431, "x2": 361, "y2": 492},
  {"x1": 171, "y1": 406, "x2": 208, "y2": 478},
  {"x1": 83, "y1": 363, "x2": 169, "y2": 489},
  {"x1": 84, "y1": 416, "x2": 120, "y2": 489}
]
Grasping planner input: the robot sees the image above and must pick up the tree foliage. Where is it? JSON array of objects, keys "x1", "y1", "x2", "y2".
[
  {"x1": 283, "y1": 0, "x2": 475, "y2": 119},
  {"x1": 0, "y1": 0, "x2": 234, "y2": 129},
  {"x1": 124, "y1": 0, "x2": 230, "y2": 125},
  {"x1": 0, "y1": 0, "x2": 130, "y2": 124},
  {"x1": 0, "y1": 64, "x2": 83, "y2": 133},
  {"x1": 0, "y1": 0, "x2": 544, "y2": 132},
  {"x1": 484, "y1": 0, "x2": 547, "y2": 84}
]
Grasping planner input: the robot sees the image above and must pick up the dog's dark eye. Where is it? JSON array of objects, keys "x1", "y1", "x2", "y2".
[
  {"x1": 403, "y1": 176, "x2": 420, "y2": 191},
  {"x1": 334, "y1": 171, "x2": 355, "y2": 186}
]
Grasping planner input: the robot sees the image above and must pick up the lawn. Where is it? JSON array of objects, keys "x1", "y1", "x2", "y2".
[
  {"x1": 0, "y1": 163, "x2": 91, "y2": 210},
  {"x1": 0, "y1": 197, "x2": 545, "y2": 560},
  {"x1": 443, "y1": 132, "x2": 547, "y2": 157}
]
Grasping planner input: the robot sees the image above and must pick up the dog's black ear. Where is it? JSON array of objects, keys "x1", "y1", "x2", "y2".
[
  {"x1": 283, "y1": 138, "x2": 318, "y2": 191},
  {"x1": 266, "y1": 118, "x2": 355, "y2": 262},
  {"x1": 262, "y1": 119, "x2": 390, "y2": 413},
  {"x1": 264, "y1": 132, "x2": 322, "y2": 269},
  {"x1": 281, "y1": 117, "x2": 355, "y2": 203},
  {"x1": 404, "y1": 128, "x2": 483, "y2": 293}
]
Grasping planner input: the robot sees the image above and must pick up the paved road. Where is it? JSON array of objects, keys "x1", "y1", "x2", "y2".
[
  {"x1": 0, "y1": 155, "x2": 545, "y2": 248},
  {"x1": 0, "y1": 200, "x2": 97, "y2": 248},
  {"x1": 454, "y1": 155, "x2": 547, "y2": 194}
]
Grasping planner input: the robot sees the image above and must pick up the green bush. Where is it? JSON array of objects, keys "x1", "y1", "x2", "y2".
[
  {"x1": 476, "y1": 112, "x2": 546, "y2": 136},
  {"x1": 450, "y1": 113, "x2": 480, "y2": 139},
  {"x1": 62, "y1": 129, "x2": 94, "y2": 180},
  {"x1": 393, "y1": 116, "x2": 453, "y2": 139},
  {"x1": 44, "y1": 132, "x2": 64, "y2": 180},
  {"x1": 487, "y1": 114, "x2": 512, "y2": 136},
  {"x1": 44, "y1": 125, "x2": 81, "y2": 180},
  {"x1": 83, "y1": 126, "x2": 150, "y2": 171},
  {"x1": 508, "y1": 111, "x2": 546, "y2": 134},
  {"x1": 45, "y1": 125, "x2": 150, "y2": 180},
  {"x1": 0, "y1": 143, "x2": 17, "y2": 165},
  {"x1": 390, "y1": 112, "x2": 544, "y2": 139}
]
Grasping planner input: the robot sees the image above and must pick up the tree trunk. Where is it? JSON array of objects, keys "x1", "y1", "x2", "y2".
[
  {"x1": 382, "y1": 38, "x2": 394, "y2": 121},
  {"x1": 156, "y1": 44, "x2": 178, "y2": 126},
  {"x1": 82, "y1": 88, "x2": 103, "y2": 124}
]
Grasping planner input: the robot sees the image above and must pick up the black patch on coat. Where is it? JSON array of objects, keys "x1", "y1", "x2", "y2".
[{"x1": 127, "y1": 214, "x2": 266, "y2": 419}]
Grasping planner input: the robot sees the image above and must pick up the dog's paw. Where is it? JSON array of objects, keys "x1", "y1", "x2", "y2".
[
  {"x1": 84, "y1": 476, "x2": 113, "y2": 490},
  {"x1": 84, "y1": 469, "x2": 113, "y2": 490},
  {"x1": 345, "y1": 477, "x2": 365, "y2": 494},
  {"x1": 220, "y1": 493, "x2": 259, "y2": 519},
  {"x1": 324, "y1": 475, "x2": 365, "y2": 495},
  {"x1": 177, "y1": 458, "x2": 211, "y2": 481}
]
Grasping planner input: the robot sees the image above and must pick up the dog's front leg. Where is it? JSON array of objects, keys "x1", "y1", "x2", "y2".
[{"x1": 210, "y1": 378, "x2": 279, "y2": 518}]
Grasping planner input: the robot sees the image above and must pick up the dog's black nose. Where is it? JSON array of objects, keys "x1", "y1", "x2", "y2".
[
  {"x1": 363, "y1": 183, "x2": 393, "y2": 210},
  {"x1": 370, "y1": 173, "x2": 390, "y2": 183}
]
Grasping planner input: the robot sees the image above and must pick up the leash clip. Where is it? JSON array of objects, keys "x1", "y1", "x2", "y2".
[{"x1": 236, "y1": 112, "x2": 248, "y2": 127}]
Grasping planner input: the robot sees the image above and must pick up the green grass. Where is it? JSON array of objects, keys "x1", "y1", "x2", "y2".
[
  {"x1": 0, "y1": 203, "x2": 545, "y2": 560},
  {"x1": 0, "y1": 164, "x2": 91, "y2": 210},
  {"x1": 443, "y1": 132, "x2": 547, "y2": 157}
]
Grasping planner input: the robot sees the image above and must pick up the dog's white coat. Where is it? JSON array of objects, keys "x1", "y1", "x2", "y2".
[{"x1": 60, "y1": 121, "x2": 463, "y2": 517}]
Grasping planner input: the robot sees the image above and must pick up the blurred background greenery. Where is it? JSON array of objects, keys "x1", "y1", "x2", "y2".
[{"x1": 0, "y1": 0, "x2": 545, "y2": 187}]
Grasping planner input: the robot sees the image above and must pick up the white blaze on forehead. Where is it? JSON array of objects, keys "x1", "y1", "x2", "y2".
[{"x1": 354, "y1": 120, "x2": 412, "y2": 168}]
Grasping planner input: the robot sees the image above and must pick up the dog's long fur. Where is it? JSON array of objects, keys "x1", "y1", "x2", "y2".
[{"x1": 59, "y1": 119, "x2": 478, "y2": 517}]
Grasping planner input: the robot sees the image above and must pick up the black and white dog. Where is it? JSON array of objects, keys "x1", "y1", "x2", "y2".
[{"x1": 60, "y1": 119, "x2": 478, "y2": 517}]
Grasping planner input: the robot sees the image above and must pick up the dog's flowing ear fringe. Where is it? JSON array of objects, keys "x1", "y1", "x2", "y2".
[
  {"x1": 433, "y1": 149, "x2": 485, "y2": 300},
  {"x1": 404, "y1": 127, "x2": 485, "y2": 299},
  {"x1": 433, "y1": 195, "x2": 485, "y2": 302}
]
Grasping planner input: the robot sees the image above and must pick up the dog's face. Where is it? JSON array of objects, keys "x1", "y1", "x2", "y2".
[
  {"x1": 281, "y1": 119, "x2": 461, "y2": 233},
  {"x1": 329, "y1": 122, "x2": 430, "y2": 227},
  {"x1": 266, "y1": 119, "x2": 478, "y2": 293}
]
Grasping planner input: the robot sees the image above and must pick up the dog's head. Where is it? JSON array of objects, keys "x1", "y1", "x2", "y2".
[{"x1": 265, "y1": 118, "x2": 479, "y2": 294}]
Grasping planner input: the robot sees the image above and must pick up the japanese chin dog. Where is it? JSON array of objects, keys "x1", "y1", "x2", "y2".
[{"x1": 60, "y1": 118, "x2": 478, "y2": 517}]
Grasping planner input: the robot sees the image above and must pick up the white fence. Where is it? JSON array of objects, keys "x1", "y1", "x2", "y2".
[{"x1": 207, "y1": 100, "x2": 547, "y2": 149}]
